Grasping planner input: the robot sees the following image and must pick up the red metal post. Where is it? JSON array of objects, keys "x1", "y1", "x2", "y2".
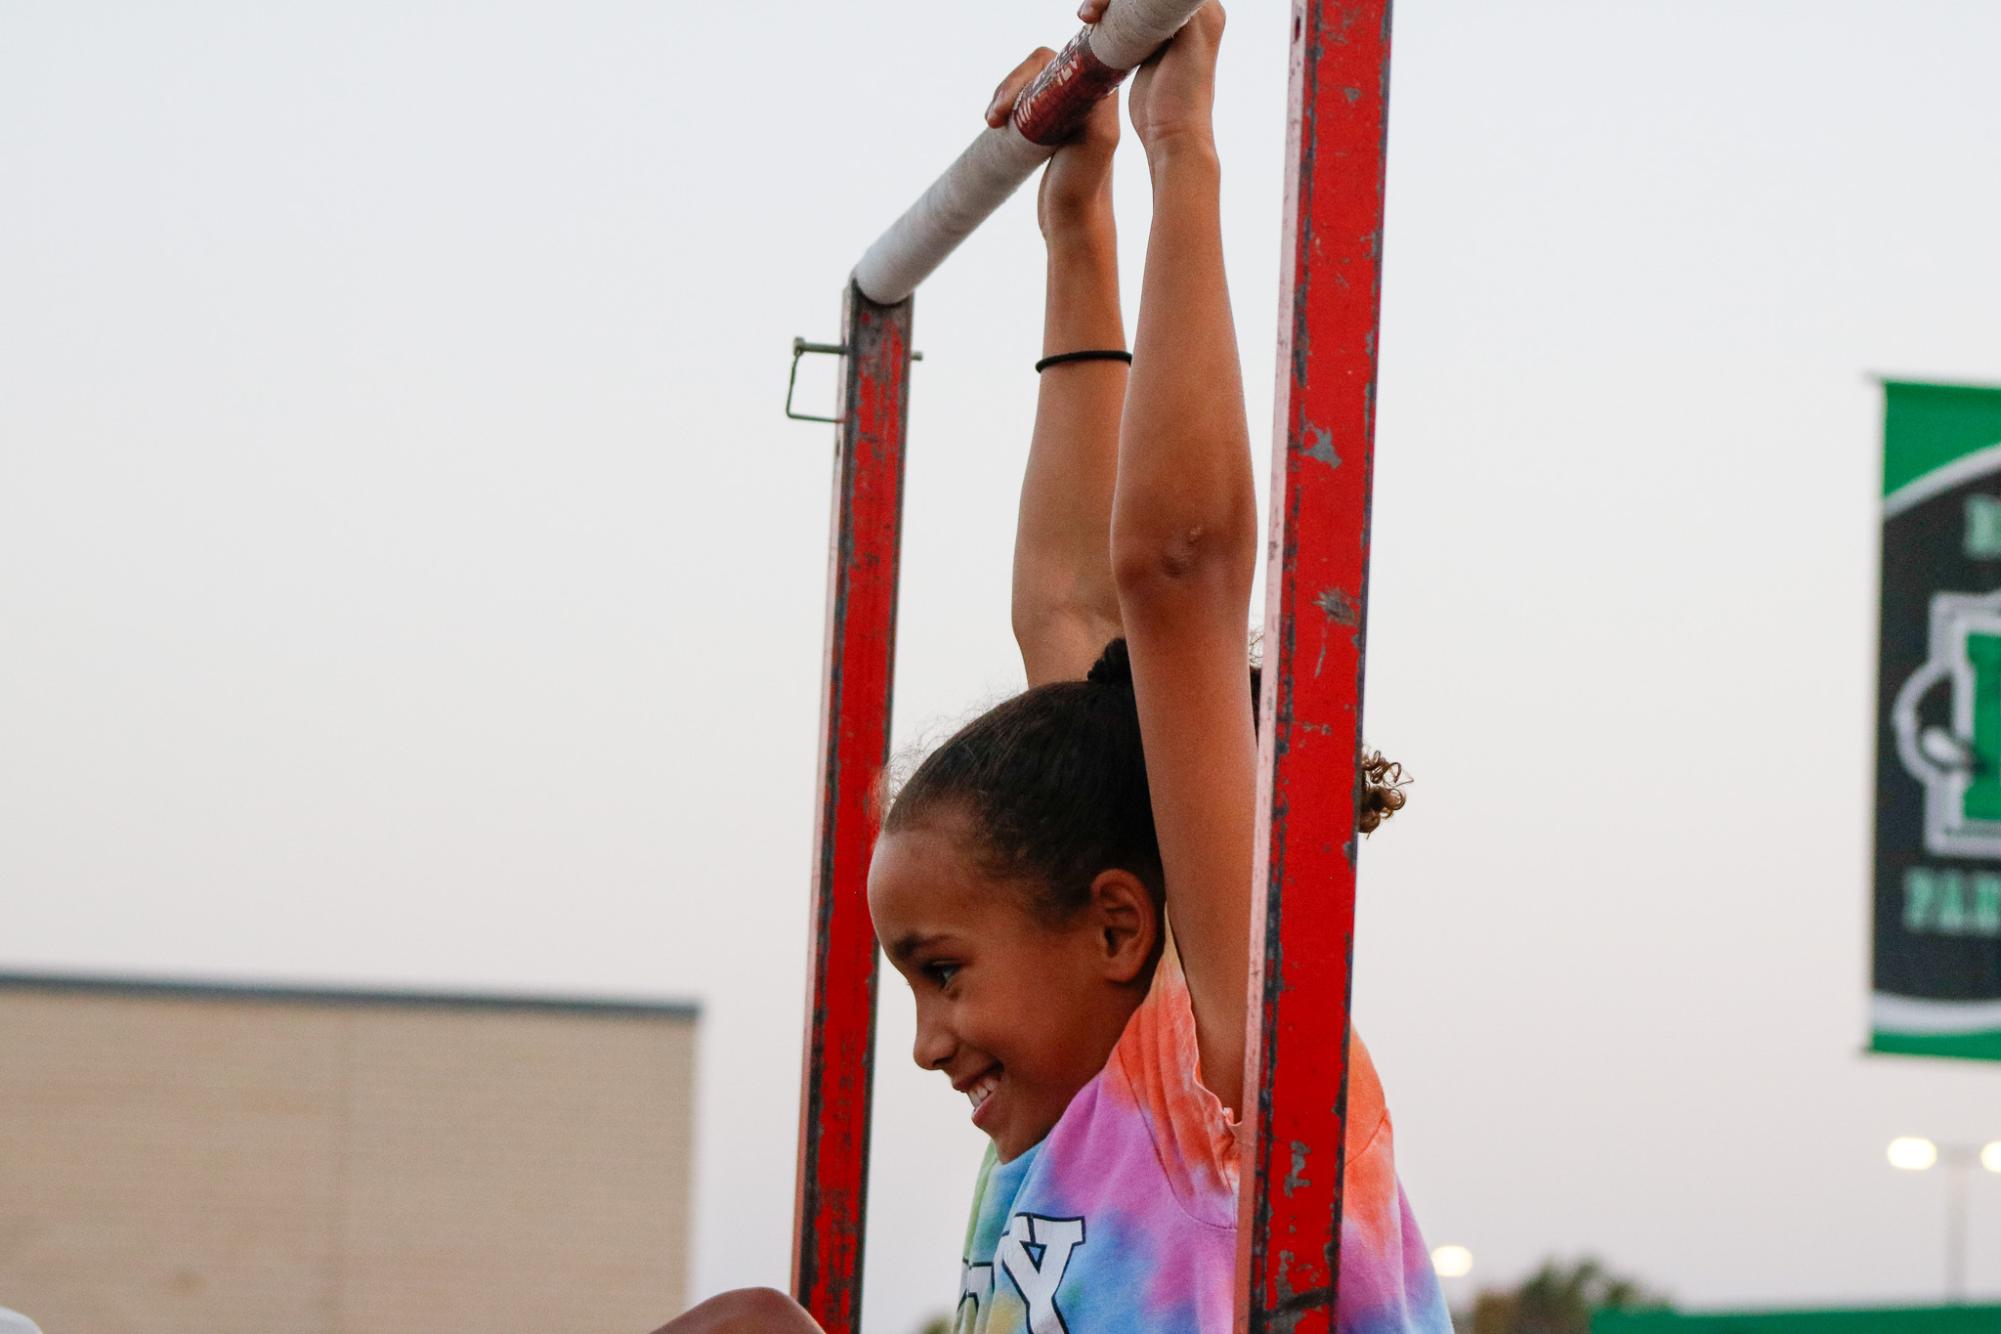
[
  {"x1": 791, "y1": 283, "x2": 914, "y2": 1334},
  {"x1": 1235, "y1": 3, "x2": 1394, "y2": 1332}
]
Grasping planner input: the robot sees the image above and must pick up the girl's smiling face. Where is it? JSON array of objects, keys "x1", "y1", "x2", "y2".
[{"x1": 867, "y1": 812, "x2": 1157, "y2": 1161}]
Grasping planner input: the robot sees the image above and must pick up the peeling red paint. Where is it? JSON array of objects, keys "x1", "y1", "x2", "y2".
[
  {"x1": 790, "y1": 284, "x2": 913, "y2": 1334},
  {"x1": 1235, "y1": 2, "x2": 1393, "y2": 1332}
]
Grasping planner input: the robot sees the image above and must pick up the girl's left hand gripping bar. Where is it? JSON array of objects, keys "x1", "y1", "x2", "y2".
[{"x1": 850, "y1": 0, "x2": 1207, "y2": 306}]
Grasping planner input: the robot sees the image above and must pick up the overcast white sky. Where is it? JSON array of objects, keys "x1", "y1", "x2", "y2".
[{"x1": 5, "y1": 2, "x2": 2001, "y2": 1331}]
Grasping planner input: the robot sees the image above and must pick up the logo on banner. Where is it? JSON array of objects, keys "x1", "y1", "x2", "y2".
[{"x1": 1893, "y1": 587, "x2": 2001, "y2": 857}]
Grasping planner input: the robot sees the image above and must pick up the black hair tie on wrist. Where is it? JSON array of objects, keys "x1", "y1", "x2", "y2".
[{"x1": 1035, "y1": 349, "x2": 1133, "y2": 373}]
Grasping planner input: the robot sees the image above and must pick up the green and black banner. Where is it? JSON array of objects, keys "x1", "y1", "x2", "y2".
[{"x1": 1873, "y1": 380, "x2": 2001, "y2": 1062}]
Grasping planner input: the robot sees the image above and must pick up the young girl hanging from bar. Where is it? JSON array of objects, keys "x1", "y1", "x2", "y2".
[{"x1": 655, "y1": 4, "x2": 1449, "y2": 1330}]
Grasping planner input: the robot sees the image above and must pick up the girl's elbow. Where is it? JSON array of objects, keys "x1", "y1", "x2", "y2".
[
  {"x1": 1111, "y1": 529, "x2": 1200, "y2": 594},
  {"x1": 1110, "y1": 524, "x2": 1255, "y2": 606}
]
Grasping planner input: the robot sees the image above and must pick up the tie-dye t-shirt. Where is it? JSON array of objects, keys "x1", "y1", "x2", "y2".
[{"x1": 952, "y1": 946, "x2": 1450, "y2": 1333}]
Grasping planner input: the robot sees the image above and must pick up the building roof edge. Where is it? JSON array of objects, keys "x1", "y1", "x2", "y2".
[{"x1": 0, "y1": 970, "x2": 701, "y2": 1022}]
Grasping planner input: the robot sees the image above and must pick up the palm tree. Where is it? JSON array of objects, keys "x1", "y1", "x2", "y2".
[{"x1": 1461, "y1": 1256, "x2": 1663, "y2": 1334}]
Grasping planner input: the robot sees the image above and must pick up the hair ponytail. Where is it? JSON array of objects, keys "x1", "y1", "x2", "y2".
[
  {"x1": 1085, "y1": 638, "x2": 1135, "y2": 688},
  {"x1": 884, "y1": 638, "x2": 1406, "y2": 922},
  {"x1": 885, "y1": 641, "x2": 1160, "y2": 924}
]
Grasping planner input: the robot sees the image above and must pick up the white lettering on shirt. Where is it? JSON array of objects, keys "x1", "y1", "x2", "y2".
[{"x1": 997, "y1": 1213, "x2": 1087, "y2": 1334}]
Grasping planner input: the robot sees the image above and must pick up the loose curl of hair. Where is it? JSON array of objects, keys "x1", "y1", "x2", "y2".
[{"x1": 883, "y1": 638, "x2": 1406, "y2": 924}]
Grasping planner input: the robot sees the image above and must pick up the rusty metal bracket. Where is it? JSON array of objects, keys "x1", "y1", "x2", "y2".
[
  {"x1": 786, "y1": 337, "x2": 919, "y2": 423},
  {"x1": 786, "y1": 339, "x2": 846, "y2": 423}
]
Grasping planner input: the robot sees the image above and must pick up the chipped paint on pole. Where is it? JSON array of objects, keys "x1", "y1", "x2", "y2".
[
  {"x1": 790, "y1": 283, "x2": 914, "y2": 1334},
  {"x1": 1235, "y1": 2, "x2": 1394, "y2": 1332}
]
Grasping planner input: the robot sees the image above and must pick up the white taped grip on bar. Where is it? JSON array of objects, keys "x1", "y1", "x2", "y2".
[
  {"x1": 853, "y1": 126, "x2": 1051, "y2": 305},
  {"x1": 1087, "y1": 0, "x2": 1206, "y2": 71}
]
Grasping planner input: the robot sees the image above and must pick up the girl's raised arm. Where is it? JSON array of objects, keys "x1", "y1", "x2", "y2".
[
  {"x1": 1102, "y1": 1, "x2": 1259, "y2": 1117},
  {"x1": 990, "y1": 52, "x2": 1130, "y2": 687}
]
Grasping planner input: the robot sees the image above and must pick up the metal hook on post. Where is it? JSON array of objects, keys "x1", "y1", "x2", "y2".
[
  {"x1": 785, "y1": 339, "x2": 845, "y2": 423},
  {"x1": 785, "y1": 337, "x2": 920, "y2": 424}
]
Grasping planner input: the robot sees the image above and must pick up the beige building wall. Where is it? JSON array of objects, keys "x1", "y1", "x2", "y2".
[{"x1": 0, "y1": 979, "x2": 696, "y2": 1334}]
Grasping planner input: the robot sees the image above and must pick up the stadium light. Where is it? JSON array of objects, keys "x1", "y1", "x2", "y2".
[
  {"x1": 1431, "y1": 1245, "x2": 1474, "y2": 1279},
  {"x1": 1888, "y1": 1136, "x2": 1939, "y2": 1171},
  {"x1": 1887, "y1": 1135, "x2": 2001, "y2": 1302}
]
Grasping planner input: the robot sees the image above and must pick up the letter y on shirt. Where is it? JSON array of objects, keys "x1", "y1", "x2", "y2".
[{"x1": 997, "y1": 1213, "x2": 1086, "y2": 1334}]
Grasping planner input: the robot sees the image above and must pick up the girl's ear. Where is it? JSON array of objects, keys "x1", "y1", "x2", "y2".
[{"x1": 1086, "y1": 869, "x2": 1158, "y2": 985}]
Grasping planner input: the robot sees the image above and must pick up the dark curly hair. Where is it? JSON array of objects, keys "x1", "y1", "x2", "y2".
[{"x1": 882, "y1": 639, "x2": 1405, "y2": 925}]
